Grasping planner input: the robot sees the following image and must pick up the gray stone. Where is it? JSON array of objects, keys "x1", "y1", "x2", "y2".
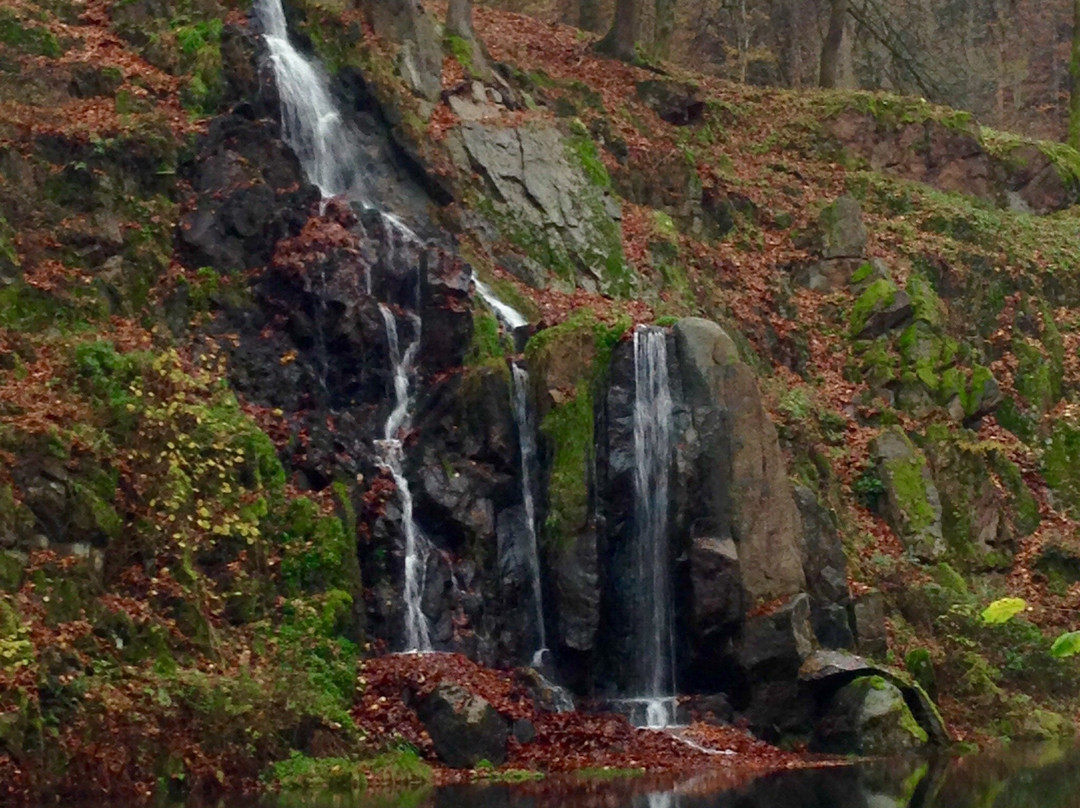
[
  {"x1": 817, "y1": 195, "x2": 867, "y2": 259},
  {"x1": 673, "y1": 317, "x2": 807, "y2": 603},
  {"x1": 635, "y1": 79, "x2": 705, "y2": 126},
  {"x1": 736, "y1": 592, "x2": 815, "y2": 674},
  {"x1": 852, "y1": 590, "x2": 888, "y2": 659},
  {"x1": 455, "y1": 122, "x2": 626, "y2": 294},
  {"x1": 794, "y1": 485, "x2": 853, "y2": 649},
  {"x1": 417, "y1": 683, "x2": 508, "y2": 768},
  {"x1": 813, "y1": 675, "x2": 929, "y2": 755},
  {"x1": 871, "y1": 428, "x2": 945, "y2": 561}
]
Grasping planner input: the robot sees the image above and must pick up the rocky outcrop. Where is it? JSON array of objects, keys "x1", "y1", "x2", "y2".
[
  {"x1": 673, "y1": 317, "x2": 806, "y2": 605},
  {"x1": 827, "y1": 109, "x2": 1079, "y2": 214},
  {"x1": 416, "y1": 683, "x2": 508, "y2": 768},
  {"x1": 794, "y1": 196, "x2": 868, "y2": 292},
  {"x1": 451, "y1": 121, "x2": 629, "y2": 294},
  {"x1": 871, "y1": 428, "x2": 945, "y2": 561},
  {"x1": 635, "y1": 79, "x2": 705, "y2": 126}
]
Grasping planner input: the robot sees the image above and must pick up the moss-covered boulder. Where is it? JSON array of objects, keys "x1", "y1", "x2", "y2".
[
  {"x1": 849, "y1": 279, "x2": 913, "y2": 339},
  {"x1": 813, "y1": 675, "x2": 929, "y2": 755},
  {"x1": 870, "y1": 427, "x2": 945, "y2": 561}
]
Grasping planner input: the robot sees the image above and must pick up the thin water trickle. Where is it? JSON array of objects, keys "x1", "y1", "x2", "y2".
[
  {"x1": 631, "y1": 326, "x2": 677, "y2": 728},
  {"x1": 376, "y1": 304, "x2": 431, "y2": 652},
  {"x1": 510, "y1": 362, "x2": 547, "y2": 661}
]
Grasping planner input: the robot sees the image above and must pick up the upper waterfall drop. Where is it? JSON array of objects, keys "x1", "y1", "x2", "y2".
[
  {"x1": 255, "y1": 0, "x2": 360, "y2": 199},
  {"x1": 631, "y1": 325, "x2": 677, "y2": 728},
  {"x1": 255, "y1": 0, "x2": 433, "y2": 652}
]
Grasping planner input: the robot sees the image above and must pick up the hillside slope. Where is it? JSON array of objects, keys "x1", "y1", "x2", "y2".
[{"x1": 1, "y1": 0, "x2": 1080, "y2": 799}]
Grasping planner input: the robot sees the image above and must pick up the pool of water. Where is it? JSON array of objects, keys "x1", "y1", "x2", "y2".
[{"x1": 249, "y1": 744, "x2": 1080, "y2": 808}]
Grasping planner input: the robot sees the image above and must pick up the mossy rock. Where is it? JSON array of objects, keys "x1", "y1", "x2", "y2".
[
  {"x1": 870, "y1": 427, "x2": 945, "y2": 561},
  {"x1": 814, "y1": 675, "x2": 929, "y2": 755}
]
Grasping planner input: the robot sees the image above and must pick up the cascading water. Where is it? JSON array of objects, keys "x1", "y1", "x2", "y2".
[
  {"x1": 474, "y1": 279, "x2": 528, "y2": 331},
  {"x1": 630, "y1": 325, "x2": 677, "y2": 728},
  {"x1": 255, "y1": 0, "x2": 361, "y2": 199},
  {"x1": 377, "y1": 306, "x2": 432, "y2": 651},
  {"x1": 256, "y1": 0, "x2": 432, "y2": 651},
  {"x1": 510, "y1": 362, "x2": 547, "y2": 665}
]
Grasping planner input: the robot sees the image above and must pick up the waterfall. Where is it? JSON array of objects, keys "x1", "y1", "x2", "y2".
[
  {"x1": 256, "y1": 0, "x2": 432, "y2": 651},
  {"x1": 474, "y1": 278, "x2": 528, "y2": 331},
  {"x1": 510, "y1": 362, "x2": 547, "y2": 665},
  {"x1": 631, "y1": 326, "x2": 677, "y2": 728},
  {"x1": 255, "y1": 0, "x2": 362, "y2": 199},
  {"x1": 377, "y1": 306, "x2": 431, "y2": 651}
]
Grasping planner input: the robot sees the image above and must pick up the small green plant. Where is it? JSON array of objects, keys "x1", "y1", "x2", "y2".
[
  {"x1": 981, "y1": 597, "x2": 1027, "y2": 625},
  {"x1": 853, "y1": 468, "x2": 885, "y2": 510}
]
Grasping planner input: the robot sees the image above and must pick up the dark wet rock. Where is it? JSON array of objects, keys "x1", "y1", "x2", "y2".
[
  {"x1": 736, "y1": 593, "x2": 815, "y2": 677},
  {"x1": 512, "y1": 718, "x2": 536, "y2": 744},
  {"x1": 417, "y1": 683, "x2": 508, "y2": 768},
  {"x1": 683, "y1": 692, "x2": 734, "y2": 725},
  {"x1": 177, "y1": 112, "x2": 317, "y2": 271},
  {"x1": 794, "y1": 485, "x2": 853, "y2": 650},
  {"x1": 635, "y1": 79, "x2": 705, "y2": 126},
  {"x1": 689, "y1": 535, "x2": 744, "y2": 641}
]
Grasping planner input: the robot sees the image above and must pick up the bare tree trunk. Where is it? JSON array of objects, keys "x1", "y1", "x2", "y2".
[
  {"x1": 597, "y1": 0, "x2": 640, "y2": 61},
  {"x1": 653, "y1": 0, "x2": 675, "y2": 59},
  {"x1": 579, "y1": 0, "x2": 602, "y2": 33},
  {"x1": 819, "y1": 0, "x2": 848, "y2": 88},
  {"x1": 445, "y1": 0, "x2": 493, "y2": 80},
  {"x1": 1071, "y1": 0, "x2": 1080, "y2": 149}
]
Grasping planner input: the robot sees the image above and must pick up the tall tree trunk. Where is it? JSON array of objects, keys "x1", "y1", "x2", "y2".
[
  {"x1": 653, "y1": 0, "x2": 675, "y2": 60},
  {"x1": 819, "y1": 0, "x2": 848, "y2": 88},
  {"x1": 445, "y1": 0, "x2": 491, "y2": 80},
  {"x1": 1071, "y1": 0, "x2": 1080, "y2": 149},
  {"x1": 596, "y1": 0, "x2": 640, "y2": 61},
  {"x1": 579, "y1": 0, "x2": 601, "y2": 33}
]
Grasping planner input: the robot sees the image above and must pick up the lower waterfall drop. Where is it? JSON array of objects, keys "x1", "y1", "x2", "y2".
[
  {"x1": 631, "y1": 325, "x2": 677, "y2": 728},
  {"x1": 377, "y1": 305, "x2": 432, "y2": 652},
  {"x1": 510, "y1": 361, "x2": 547, "y2": 665}
]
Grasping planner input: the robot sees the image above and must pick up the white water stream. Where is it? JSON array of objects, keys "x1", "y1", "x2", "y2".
[{"x1": 631, "y1": 326, "x2": 677, "y2": 728}]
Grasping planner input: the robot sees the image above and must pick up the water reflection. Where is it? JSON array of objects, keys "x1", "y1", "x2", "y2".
[{"x1": 210, "y1": 744, "x2": 1080, "y2": 808}]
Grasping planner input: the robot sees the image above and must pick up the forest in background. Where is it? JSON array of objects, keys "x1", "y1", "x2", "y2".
[{"x1": 487, "y1": 0, "x2": 1076, "y2": 142}]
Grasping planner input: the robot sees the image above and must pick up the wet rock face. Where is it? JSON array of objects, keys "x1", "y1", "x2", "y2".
[
  {"x1": 178, "y1": 111, "x2": 317, "y2": 272},
  {"x1": 416, "y1": 682, "x2": 508, "y2": 768}
]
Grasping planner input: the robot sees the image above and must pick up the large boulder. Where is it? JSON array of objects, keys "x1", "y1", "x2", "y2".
[
  {"x1": 689, "y1": 536, "x2": 744, "y2": 639},
  {"x1": 813, "y1": 675, "x2": 929, "y2": 755},
  {"x1": 673, "y1": 317, "x2": 806, "y2": 604},
  {"x1": 736, "y1": 592, "x2": 816, "y2": 676},
  {"x1": 870, "y1": 428, "x2": 945, "y2": 562},
  {"x1": 416, "y1": 683, "x2": 508, "y2": 768}
]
